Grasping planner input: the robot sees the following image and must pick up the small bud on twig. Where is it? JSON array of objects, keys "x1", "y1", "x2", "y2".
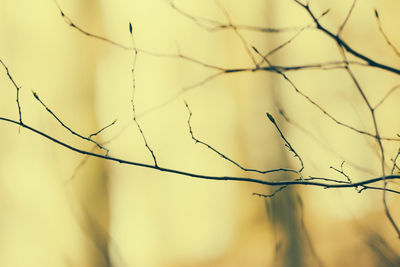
[
  {"x1": 321, "y1": 9, "x2": 330, "y2": 17},
  {"x1": 266, "y1": 112, "x2": 275, "y2": 123},
  {"x1": 374, "y1": 9, "x2": 379, "y2": 19}
]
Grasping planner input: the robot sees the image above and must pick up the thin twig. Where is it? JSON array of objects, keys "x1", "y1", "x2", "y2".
[
  {"x1": 278, "y1": 108, "x2": 376, "y2": 175},
  {"x1": 88, "y1": 119, "x2": 117, "y2": 139},
  {"x1": 214, "y1": 1, "x2": 258, "y2": 67},
  {"x1": 54, "y1": 0, "x2": 131, "y2": 50},
  {"x1": 32, "y1": 91, "x2": 110, "y2": 155},
  {"x1": 330, "y1": 161, "x2": 351, "y2": 183},
  {"x1": 65, "y1": 152, "x2": 92, "y2": 184},
  {"x1": 266, "y1": 112, "x2": 304, "y2": 173},
  {"x1": 253, "y1": 186, "x2": 288, "y2": 198},
  {"x1": 391, "y1": 148, "x2": 400, "y2": 175},
  {"x1": 334, "y1": 40, "x2": 400, "y2": 237},
  {"x1": 374, "y1": 84, "x2": 400, "y2": 110},
  {"x1": 293, "y1": 0, "x2": 400, "y2": 75},
  {"x1": 184, "y1": 102, "x2": 303, "y2": 178},
  {"x1": 374, "y1": 10, "x2": 400, "y2": 59},
  {"x1": 257, "y1": 9, "x2": 330, "y2": 66},
  {"x1": 257, "y1": 27, "x2": 306, "y2": 66},
  {"x1": 0, "y1": 58, "x2": 23, "y2": 125},
  {"x1": 305, "y1": 177, "x2": 350, "y2": 184},
  {"x1": 3, "y1": 115, "x2": 400, "y2": 192},
  {"x1": 170, "y1": 0, "x2": 304, "y2": 33},
  {"x1": 129, "y1": 22, "x2": 158, "y2": 167},
  {"x1": 337, "y1": 0, "x2": 357, "y2": 36},
  {"x1": 357, "y1": 185, "x2": 400, "y2": 195},
  {"x1": 253, "y1": 47, "x2": 400, "y2": 142}
]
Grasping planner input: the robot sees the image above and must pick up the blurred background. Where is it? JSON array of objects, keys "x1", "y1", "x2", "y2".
[{"x1": 0, "y1": 0, "x2": 400, "y2": 266}]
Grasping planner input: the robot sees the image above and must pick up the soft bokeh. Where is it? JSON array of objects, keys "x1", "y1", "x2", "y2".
[{"x1": 0, "y1": 0, "x2": 399, "y2": 266}]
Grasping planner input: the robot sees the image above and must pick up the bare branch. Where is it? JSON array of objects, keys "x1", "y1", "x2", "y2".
[
  {"x1": 330, "y1": 161, "x2": 351, "y2": 183},
  {"x1": 293, "y1": 0, "x2": 400, "y2": 75},
  {"x1": 32, "y1": 91, "x2": 110, "y2": 155},
  {"x1": 129, "y1": 22, "x2": 158, "y2": 167},
  {"x1": 391, "y1": 148, "x2": 400, "y2": 176},
  {"x1": 184, "y1": 102, "x2": 303, "y2": 178},
  {"x1": 254, "y1": 47, "x2": 400, "y2": 143},
  {"x1": 214, "y1": 1, "x2": 258, "y2": 66},
  {"x1": 357, "y1": 185, "x2": 400, "y2": 195},
  {"x1": 88, "y1": 119, "x2": 117, "y2": 139},
  {"x1": 253, "y1": 186, "x2": 288, "y2": 198},
  {"x1": 0, "y1": 58, "x2": 23, "y2": 124},
  {"x1": 267, "y1": 112, "x2": 304, "y2": 173},
  {"x1": 374, "y1": 84, "x2": 400, "y2": 110},
  {"x1": 170, "y1": 0, "x2": 304, "y2": 33},
  {"x1": 374, "y1": 9, "x2": 400, "y2": 59},
  {"x1": 333, "y1": 41, "x2": 400, "y2": 237},
  {"x1": 54, "y1": 0, "x2": 131, "y2": 50},
  {"x1": 2, "y1": 115, "x2": 400, "y2": 192},
  {"x1": 256, "y1": 27, "x2": 306, "y2": 66},
  {"x1": 337, "y1": 0, "x2": 357, "y2": 36}
]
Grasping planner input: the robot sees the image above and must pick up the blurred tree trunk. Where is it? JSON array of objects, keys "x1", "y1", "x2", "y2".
[
  {"x1": 225, "y1": 1, "x2": 304, "y2": 266},
  {"x1": 0, "y1": 0, "x2": 110, "y2": 266},
  {"x1": 66, "y1": 1, "x2": 111, "y2": 266},
  {"x1": 266, "y1": 3, "x2": 303, "y2": 266}
]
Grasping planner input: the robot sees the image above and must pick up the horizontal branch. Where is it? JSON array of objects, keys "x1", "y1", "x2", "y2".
[
  {"x1": 1, "y1": 116, "x2": 400, "y2": 191},
  {"x1": 294, "y1": 0, "x2": 400, "y2": 75}
]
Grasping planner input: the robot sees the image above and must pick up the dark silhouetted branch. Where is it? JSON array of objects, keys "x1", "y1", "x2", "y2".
[
  {"x1": 185, "y1": 102, "x2": 303, "y2": 178},
  {"x1": 32, "y1": 91, "x2": 111, "y2": 155},
  {"x1": 293, "y1": 0, "x2": 400, "y2": 75},
  {"x1": 267, "y1": 112, "x2": 304, "y2": 173},
  {"x1": 129, "y1": 22, "x2": 158, "y2": 167},
  {"x1": 374, "y1": 9, "x2": 400, "y2": 59},
  {"x1": 54, "y1": 0, "x2": 131, "y2": 50},
  {"x1": 0, "y1": 58, "x2": 23, "y2": 124}
]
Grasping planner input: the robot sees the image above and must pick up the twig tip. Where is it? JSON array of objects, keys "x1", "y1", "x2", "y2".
[
  {"x1": 267, "y1": 112, "x2": 275, "y2": 123},
  {"x1": 32, "y1": 90, "x2": 39, "y2": 99},
  {"x1": 321, "y1": 9, "x2": 330, "y2": 17},
  {"x1": 374, "y1": 9, "x2": 379, "y2": 19}
]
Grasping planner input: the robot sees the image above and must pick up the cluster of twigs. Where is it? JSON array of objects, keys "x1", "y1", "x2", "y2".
[{"x1": 1, "y1": 0, "x2": 400, "y2": 237}]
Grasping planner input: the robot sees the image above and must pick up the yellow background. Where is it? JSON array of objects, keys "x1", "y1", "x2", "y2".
[{"x1": 0, "y1": 0, "x2": 399, "y2": 266}]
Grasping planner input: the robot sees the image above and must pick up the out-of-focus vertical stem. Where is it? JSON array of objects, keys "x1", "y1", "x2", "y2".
[
  {"x1": 67, "y1": 1, "x2": 111, "y2": 266},
  {"x1": 265, "y1": 2, "x2": 304, "y2": 267}
]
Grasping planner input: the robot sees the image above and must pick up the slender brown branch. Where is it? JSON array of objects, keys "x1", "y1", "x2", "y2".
[
  {"x1": 129, "y1": 23, "x2": 158, "y2": 167},
  {"x1": 3, "y1": 117, "x2": 400, "y2": 191},
  {"x1": 357, "y1": 185, "x2": 400, "y2": 195},
  {"x1": 391, "y1": 149, "x2": 400, "y2": 176},
  {"x1": 184, "y1": 102, "x2": 303, "y2": 178},
  {"x1": 374, "y1": 84, "x2": 400, "y2": 110},
  {"x1": 374, "y1": 9, "x2": 400, "y2": 59},
  {"x1": 54, "y1": 0, "x2": 131, "y2": 50},
  {"x1": 257, "y1": 27, "x2": 306, "y2": 66},
  {"x1": 267, "y1": 112, "x2": 304, "y2": 173},
  {"x1": 88, "y1": 119, "x2": 117, "y2": 139},
  {"x1": 330, "y1": 161, "x2": 351, "y2": 183},
  {"x1": 0, "y1": 58, "x2": 23, "y2": 124},
  {"x1": 293, "y1": 0, "x2": 400, "y2": 75},
  {"x1": 253, "y1": 186, "x2": 288, "y2": 198},
  {"x1": 337, "y1": 0, "x2": 357, "y2": 36},
  {"x1": 214, "y1": 1, "x2": 258, "y2": 66},
  {"x1": 170, "y1": 0, "x2": 304, "y2": 33},
  {"x1": 32, "y1": 91, "x2": 110, "y2": 155},
  {"x1": 254, "y1": 47, "x2": 400, "y2": 143},
  {"x1": 334, "y1": 40, "x2": 400, "y2": 237}
]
